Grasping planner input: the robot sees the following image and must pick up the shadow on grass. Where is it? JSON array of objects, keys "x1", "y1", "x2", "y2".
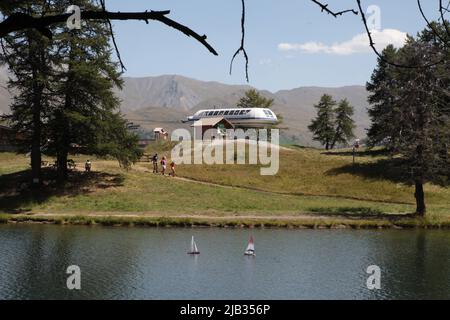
[
  {"x1": 0, "y1": 168, "x2": 125, "y2": 213},
  {"x1": 325, "y1": 158, "x2": 407, "y2": 183},
  {"x1": 289, "y1": 145, "x2": 320, "y2": 151},
  {"x1": 321, "y1": 148, "x2": 390, "y2": 157},
  {"x1": 308, "y1": 206, "x2": 415, "y2": 219}
]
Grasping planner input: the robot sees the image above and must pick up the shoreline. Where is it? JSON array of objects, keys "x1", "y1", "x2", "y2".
[{"x1": 1, "y1": 213, "x2": 449, "y2": 230}]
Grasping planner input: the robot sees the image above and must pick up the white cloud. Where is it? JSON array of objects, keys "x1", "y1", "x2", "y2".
[{"x1": 278, "y1": 29, "x2": 407, "y2": 55}]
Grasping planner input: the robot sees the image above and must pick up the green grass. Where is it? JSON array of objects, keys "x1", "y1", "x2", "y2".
[
  {"x1": 1, "y1": 213, "x2": 449, "y2": 229},
  {"x1": 0, "y1": 146, "x2": 449, "y2": 226},
  {"x1": 177, "y1": 147, "x2": 450, "y2": 217}
]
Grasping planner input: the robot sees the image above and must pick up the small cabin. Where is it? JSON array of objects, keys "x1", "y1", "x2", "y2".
[
  {"x1": 191, "y1": 117, "x2": 234, "y2": 140},
  {"x1": 153, "y1": 128, "x2": 168, "y2": 140}
]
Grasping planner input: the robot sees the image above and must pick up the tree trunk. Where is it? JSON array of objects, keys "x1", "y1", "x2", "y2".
[
  {"x1": 57, "y1": 149, "x2": 68, "y2": 182},
  {"x1": 55, "y1": 109, "x2": 70, "y2": 183},
  {"x1": 414, "y1": 180, "x2": 426, "y2": 216},
  {"x1": 30, "y1": 72, "x2": 43, "y2": 187},
  {"x1": 30, "y1": 103, "x2": 41, "y2": 186}
]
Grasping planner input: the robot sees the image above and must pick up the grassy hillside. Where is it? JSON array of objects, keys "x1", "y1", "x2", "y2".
[
  {"x1": 177, "y1": 146, "x2": 450, "y2": 215},
  {"x1": 0, "y1": 144, "x2": 448, "y2": 226}
]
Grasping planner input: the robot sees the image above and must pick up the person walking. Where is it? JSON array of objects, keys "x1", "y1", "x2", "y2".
[
  {"x1": 152, "y1": 153, "x2": 158, "y2": 173},
  {"x1": 170, "y1": 161, "x2": 176, "y2": 177},
  {"x1": 85, "y1": 159, "x2": 92, "y2": 172},
  {"x1": 161, "y1": 156, "x2": 167, "y2": 176}
]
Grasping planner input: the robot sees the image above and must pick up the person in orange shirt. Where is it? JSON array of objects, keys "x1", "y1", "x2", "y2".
[{"x1": 170, "y1": 161, "x2": 176, "y2": 177}]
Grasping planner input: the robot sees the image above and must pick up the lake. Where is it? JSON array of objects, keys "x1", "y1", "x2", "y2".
[{"x1": 0, "y1": 224, "x2": 449, "y2": 299}]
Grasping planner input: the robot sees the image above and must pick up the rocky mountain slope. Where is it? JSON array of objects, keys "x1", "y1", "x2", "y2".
[{"x1": 0, "y1": 69, "x2": 370, "y2": 145}]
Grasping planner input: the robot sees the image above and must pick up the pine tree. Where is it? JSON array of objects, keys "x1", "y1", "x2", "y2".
[
  {"x1": 0, "y1": 2, "x2": 58, "y2": 186},
  {"x1": 237, "y1": 89, "x2": 274, "y2": 109},
  {"x1": 308, "y1": 94, "x2": 336, "y2": 150},
  {"x1": 46, "y1": 0, "x2": 142, "y2": 180},
  {"x1": 366, "y1": 23, "x2": 450, "y2": 216},
  {"x1": 331, "y1": 99, "x2": 355, "y2": 149},
  {"x1": 366, "y1": 45, "x2": 402, "y2": 149},
  {"x1": 1, "y1": 0, "x2": 142, "y2": 184}
]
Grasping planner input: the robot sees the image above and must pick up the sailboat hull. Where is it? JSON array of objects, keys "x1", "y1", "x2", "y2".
[{"x1": 187, "y1": 252, "x2": 200, "y2": 255}]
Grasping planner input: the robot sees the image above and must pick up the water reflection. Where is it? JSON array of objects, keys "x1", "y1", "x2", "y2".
[{"x1": 0, "y1": 225, "x2": 449, "y2": 299}]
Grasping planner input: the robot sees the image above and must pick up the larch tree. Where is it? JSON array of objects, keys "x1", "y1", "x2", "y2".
[
  {"x1": 47, "y1": 0, "x2": 141, "y2": 181},
  {"x1": 1, "y1": 0, "x2": 142, "y2": 184},
  {"x1": 0, "y1": 2, "x2": 58, "y2": 186},
  {"x1": 237, "y1": 89, "x2": 274, "y2": 109},
  {"x1": 308, "y1": 94, "x2": 337, "y2": 150},
  {"x1": 331, "y1": 99, "x2": 356, "y2": 149},
  {"x1": 367, "y1": 23, "x2": 450, "y2": 216}
]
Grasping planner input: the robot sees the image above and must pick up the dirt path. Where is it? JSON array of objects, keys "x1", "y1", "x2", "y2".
[{"x1": 131, "y1": 163, "x2": 412, "y2": 206}]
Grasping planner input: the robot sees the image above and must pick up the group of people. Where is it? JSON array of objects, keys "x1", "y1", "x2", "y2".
[
  {"x1": 81, "y1": 156, "x2": 173, "y2": 176},
  {"x1": 151, "y1": 153, "x2": 175, "y2": 177},
  {"x1": 80, "y1": 156, "x2": 174, "y2": 176}
]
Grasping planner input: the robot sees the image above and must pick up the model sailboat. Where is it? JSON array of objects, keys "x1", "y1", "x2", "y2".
[
  {"x1": 244, "y1": 236, "x2": 255, "y2": 256},
  {"x1": 187, "y1": 236, "x2": 200, "y2": 255}
]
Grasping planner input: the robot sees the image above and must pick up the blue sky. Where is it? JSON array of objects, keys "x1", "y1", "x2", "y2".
[{"x1": 106, "y1": 0, "x2": 441, "y2": 91}]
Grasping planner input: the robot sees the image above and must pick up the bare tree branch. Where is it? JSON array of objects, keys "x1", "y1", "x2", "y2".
[
  {"x1": 310, "y1": 0, "x2": 358, "y2": 17},
  {"x1": 0, "y1": 9, "x2": 218, "y2": 56},
  {"x1": 439, "y1": 0, "x2": 450, "y2": 39},
  {"x1": 417, "y1": 0, "x2": 449, "y2": 47},
  {"x1": 230, "y1": 0, "x2": 249, "y2": 82},
  {"x1": 99, "y1": 0, "x2": 126, "y2": 72},
  {"x1": 356, "y1": 0, "x2": 444, "y2": 68}
]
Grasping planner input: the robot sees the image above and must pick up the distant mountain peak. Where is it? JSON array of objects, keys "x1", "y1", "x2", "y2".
[{"x1": 0, "y1": 70, "x2": 369, "y2": 146}]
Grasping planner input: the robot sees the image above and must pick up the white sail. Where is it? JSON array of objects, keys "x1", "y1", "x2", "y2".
[
  {"x1": 193, "y1": 239, "x2": 198, "y2": 252},
  {"x1": 191, "y1": 236, "x2": 195, "y2": 252},
  {"x1": 190, "y1": 236, "x2": 199, "y2": 253},
  {"x1": 245, "y1": 236, "x2": 255, "y2": 252}
]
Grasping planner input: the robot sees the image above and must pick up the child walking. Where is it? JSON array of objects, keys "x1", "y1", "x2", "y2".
[
  {"x1": 160, "y1": 156, "x2": 167, "y2": 176},
  {"x1": 170, "y1": 161, "x2": 176, "y2": 177}
]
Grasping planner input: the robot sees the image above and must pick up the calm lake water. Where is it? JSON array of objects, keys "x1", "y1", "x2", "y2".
[{"x1": 0, "y1": 224, "x2": 449, "y2": 300}]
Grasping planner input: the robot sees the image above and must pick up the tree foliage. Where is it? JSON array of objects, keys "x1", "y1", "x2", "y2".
[
  {"x1": 308, "y1": 94, "x2": 337, "y2": 150},
  {"x1": 1, "y1": 0, "x2": 142, "y2": 183},
  {"x1": 332, "y1": 99, "x2": 356, "y2": 149},
  {"x1": 366, "y1": 23, "x2": 450, "y2": 215},
  {"x1": 309, "y1": 94, "x2": 356, "y2": 150},
  {"x1": 237, "y1": 89, "x2": 274, "y2": 109}
]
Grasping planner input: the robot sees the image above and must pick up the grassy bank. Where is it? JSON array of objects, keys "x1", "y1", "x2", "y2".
[
  {"x1": 0, "y1": 144, "x2": 449, "y2": 228},
  {"x1": 1, "y1": 213, "x2": 450, "y2": 229}
]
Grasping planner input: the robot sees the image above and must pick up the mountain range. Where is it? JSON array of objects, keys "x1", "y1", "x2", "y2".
[{"x1": 0, "y1": 69, "x2": 371, "y2": 146}]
